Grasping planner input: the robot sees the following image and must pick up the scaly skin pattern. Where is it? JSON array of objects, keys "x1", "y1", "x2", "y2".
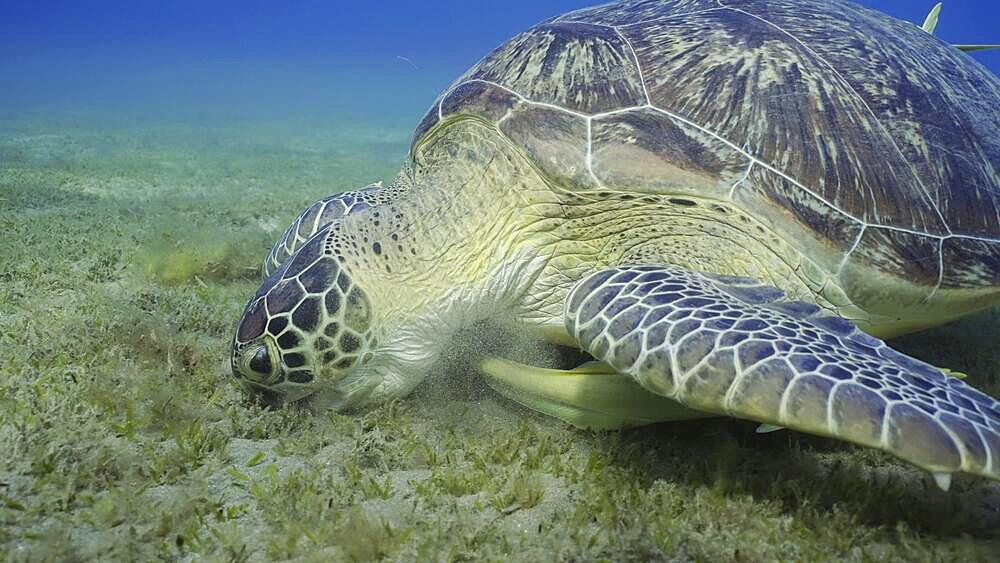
[
  {"x1": 234, "y1": 119, "x2": 560, "y2": 406},
  {"x1": 233, "y1": 227, "x2": 380, "y2": 403},
  {"x1": 565, "y1": 265, "x2": 1000, "y2": 481},
  {"x1": 263, "y1": 181, "x2": 409, "y2": 277},
  {"x1": 237, "y1": 113, "x2": 853, "y2": 399}
]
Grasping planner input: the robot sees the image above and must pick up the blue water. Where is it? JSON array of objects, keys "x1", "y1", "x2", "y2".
[{"x1": 2, "y1": 0, "x2": 997, "y2": 128}]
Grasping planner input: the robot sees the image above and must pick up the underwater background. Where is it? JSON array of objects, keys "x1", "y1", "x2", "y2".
[
  {"x1": 3, "y1": 1, "x2": 998, "y2": 129},
  {"x1": 2, "y1": 1, "x2": 999, "y2": 560}
]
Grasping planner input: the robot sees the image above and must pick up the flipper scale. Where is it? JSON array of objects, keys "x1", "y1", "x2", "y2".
[{"x1": 565, "y1": 265, "x2": 1000, "y2": 482}]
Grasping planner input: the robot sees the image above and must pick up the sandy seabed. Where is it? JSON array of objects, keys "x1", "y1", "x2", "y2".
[{"x1": 1, "y1": 110, "x2": 999, "y2": 561}]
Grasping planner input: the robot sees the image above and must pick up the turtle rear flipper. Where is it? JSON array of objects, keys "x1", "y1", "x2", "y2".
[
  {"x1": 564, "y1": 265, "x2": 1000, "y2": 488},
  {"x1": 953, "y1": 45, "x2": 1000, "y2": 52},
  {"x1": 920, "y1": 2, "x2": 1000, "y2": 52},
  {"x1": 480, "y1": 357, "x2": 711, "y2": 430}
]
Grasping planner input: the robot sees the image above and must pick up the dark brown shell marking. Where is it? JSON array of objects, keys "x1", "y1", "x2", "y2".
[{"x1": 412, "y1": 0, "x2": 1000, "y2": 293}]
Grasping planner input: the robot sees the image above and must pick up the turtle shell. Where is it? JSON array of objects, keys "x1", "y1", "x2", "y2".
[{"x1": 411, "y1": 0, "x2": 1000, "y2": 295}]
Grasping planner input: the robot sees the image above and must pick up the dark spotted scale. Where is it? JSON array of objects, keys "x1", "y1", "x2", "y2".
[{"x1": 263, "y1": 181, "x2": 409, "y2": 277}]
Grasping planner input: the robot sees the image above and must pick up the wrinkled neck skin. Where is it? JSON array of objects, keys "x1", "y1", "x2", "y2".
[
  {"x1": 312, "y1": 119, "x2": 555, "y2": 409},
  {"x1": 308, "y1": 117, "x2": 854, "y2": 411},
  {"x1": 312, "y1": 116, "x2": 920, "y2": 411}
]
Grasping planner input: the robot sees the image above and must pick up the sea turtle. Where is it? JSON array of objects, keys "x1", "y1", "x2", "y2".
[{"x1": 231, "y1": 0, "x2": 1000, "y2": 490}]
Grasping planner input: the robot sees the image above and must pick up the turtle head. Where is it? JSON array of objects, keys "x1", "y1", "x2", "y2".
[{"x1": 231, "y1": 225, "x2": 379, "y2": 407}]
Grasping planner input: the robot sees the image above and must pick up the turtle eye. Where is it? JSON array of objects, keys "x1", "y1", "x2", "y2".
[
  {"x1": 242, "y1": 343, "x2": 277, "y2": 383},
  {"x1": 249, "y1": 346, "x2": 272, "y2": 375}
]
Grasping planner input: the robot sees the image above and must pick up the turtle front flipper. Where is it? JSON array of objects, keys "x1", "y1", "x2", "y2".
[
  {"x1": 565, "y1": 265, "x2": 1000, "y2": 488},
  {"x1": 480, "y1": 357, "x2": 712, "y2": 430}
]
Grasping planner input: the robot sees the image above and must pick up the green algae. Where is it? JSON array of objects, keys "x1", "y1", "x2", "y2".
[
  {"x1": 139, "y1": 224, "x2": 271, "y2": 286},
  {"x1": 1, "y1": 112, "x2": 999, "y2": 562}
]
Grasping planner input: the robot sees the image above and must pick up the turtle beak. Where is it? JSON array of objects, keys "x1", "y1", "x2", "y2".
[
  {"x1": 237, "y1": 381, "x2": 285, "y2": 408},
  {"x1": 232, "y1": 336, "x2": 319, "y2": 407},
  {"x1": 306, "y1": 363, "x2": 382, "y2": 411},
  {"x1": 231, "y1": 365, "x2": 318, "y2": 407}
]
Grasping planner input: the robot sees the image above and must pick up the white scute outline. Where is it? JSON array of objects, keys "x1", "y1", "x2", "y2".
[{"x1": 426, "y1": 0, "x2": 1000, "y2": 301}]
